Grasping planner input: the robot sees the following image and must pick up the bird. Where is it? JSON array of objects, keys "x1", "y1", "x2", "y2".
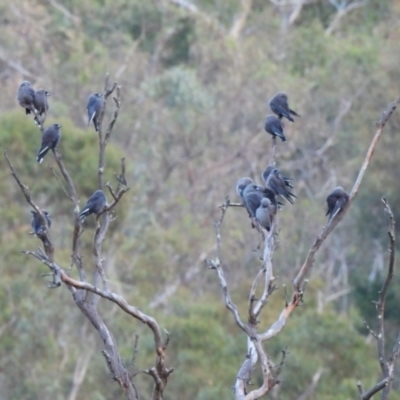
[
  {"x1": 36, "y1": 124, "x2": 62, "y2": 163},
  {"x1": 31, "y1": 210, "x2": 51, "y2": 234},
  {"x1": 265, "y1": 168, "x2": 296, "y2": 204},
  {"x1": 17, "y1": 81, "x2": 35, "y2": 115},
  {"x1": 87, "y1": 93, "x2": 103, "y2": 132},
  {"x1": 261, "y1": 165, "x2": 294, "y2": 190},
  {"x1": 255, "y1": 198, "x2": 276, "y2": 231},
  {"x1": 264, "y1": 115, "x2": 287, "y2": 142},
  {"x1": 79, "y1": 190, "x2": 107, "y2": 222},
  {"x1": 269, "y1": 92, "x2": 300, "y2": 122},
  {"x1": 326, "y1": 186, "x2": 349, "y2": 220},
  {"x1": 242, "y1": 183, "x2": 278, "y2": 218},
  {"x1": 33, "y1": 89, "x2": 50, "y2": 117},
  {"x1": 236, "y1": 177, "x2": 254, "y2": 201}
]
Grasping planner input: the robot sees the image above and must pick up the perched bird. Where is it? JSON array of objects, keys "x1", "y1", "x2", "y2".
[
  {"x1": 236, "y1": 177, "x2": 254, "y2": 201},
  {"x1": 17, "y1": 81, "x2": 35, "y2": 115},
  {"x1": 242, "y1": 182, "x2": 278, "y2": 218},
  {"x1": 261, "y1": 165, "x2": 294, "y2": 190},
  {"x1": 33, "y1": 89, "x2": 50, "y2": 117},
  {"x1": 269, "y1": 92, "x2": 300, "y2": 122},
  {"x1": 255, "y1": 198, "x2": 276, "y2": 231},
  {"x1": 264, "y1": 115, "x2": 287, "y2": 142},
  {"x1": 242, "y1": 184, "x2": 264, "y2": 218},
  {"x1": 79, "y1": 190, "x2": 107, "y2": 221},
  {"x1": 36, "y1": 124, "x2": 62, "y2": 163},
  {"x1": 31, "y1": 210, "x2": 51, "y2": 234},
  {"x1": 266, "y1": 168, "x2": 296, "y2": 204},
  {"x1": 326, "y1": 186, "x2": 349, "y2": 220},
  {"x1": 87, "y1": 93, "x2": 103, "y2": 132},
  {"x1": 253, "y1": 185, "x2": 279, "y2": 207}
]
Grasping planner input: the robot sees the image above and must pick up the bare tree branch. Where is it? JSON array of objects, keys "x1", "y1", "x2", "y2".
[
  {"x1": 292, "y1": 98, "x2": 400, "y2": 292},
  {"x1": 326, "y1": 0, "x2": 368, "y2": 36},
  {"x1": 205, "y1": 198, "x2": 249, "y2": 335},
  {"x1": 357, "y1": 198, "x2": 400, "y2": 399},
  {"x1": 229, "y1": 0, "x2": 253, "y2": 40}
]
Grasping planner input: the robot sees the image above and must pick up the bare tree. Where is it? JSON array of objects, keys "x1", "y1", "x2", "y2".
[
  {"x1": 357, "y1": 198, "x2": 400, "y2": 400},
  {"x1": 206, "y1": 99, "x2": 400, "y2": 399},
  {"x1": 5, "y1": 75, "x2": 173, "y2": 400}
]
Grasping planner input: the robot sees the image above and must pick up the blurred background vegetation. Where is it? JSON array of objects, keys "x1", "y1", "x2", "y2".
[{"x1": 1, "y1": 0, "x2": 400, "y2": 399}]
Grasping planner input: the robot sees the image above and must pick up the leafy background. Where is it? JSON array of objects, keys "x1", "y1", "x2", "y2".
[{"x1": 1, "y1": 1, "x2": 400, "y2": 399}]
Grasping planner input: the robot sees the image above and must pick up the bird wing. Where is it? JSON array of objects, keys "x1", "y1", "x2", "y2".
[{"x1": 243, "y1": 191, "x2": 262, "y2": 217}]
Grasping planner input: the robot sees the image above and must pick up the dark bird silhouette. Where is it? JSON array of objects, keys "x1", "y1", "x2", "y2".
[
  {"x1": 326, "y1": 186, "x2": 349, "y2": 220},
  {"x1": 79, "y1": 190, "x2": 107, "y2": 221},
  {"x1": 264, "y1": 115, "x2": 287, "y2": 142},
  {"x1": 36, "y1": 124, "x2": 62, "y2": 163},
  {"x1": 87, "y1": 93, "x2": 103, "y2": 132},
  {"x1": 17, "y1": 81, "x2": 35, "y2": 115},
  {"x1": 261, "y1": 165, "x2": 294, "y2": 189},
  {"x1": 269, "y1": 92, "x2": 300, "y2": 122},
  {"x1": 31, "y1": 210, "x2": 51, "y2": 234},
  {"x1": 266, "y1": 168, "x2": 296, "y2": 204},
  {"x1": 256, "y1": 198, "x2": 276, "y2": 231},
  {"x1": 33, "y1": 89, "x2": 50, "y2": 117}
]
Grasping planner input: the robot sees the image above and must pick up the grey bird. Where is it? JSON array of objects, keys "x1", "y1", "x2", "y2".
[
  {"x1": 31, "y1": 210, "x2": 51, "y2": 234},
  {"x1": 262, "y1": 165, "x2": 294, "y2": 189},
  {"x1": 236, "y1": 177, "x2": 254, "y2": 201},
  {"x1": 242, "y1": 183, "x2": 278, "y2": 218},
  {"x1": 87, "y1": 93, "x2": 103, "y2": 132},
  {"x1": 264, "y1": 115, "x2": 287, "y2": 142},
  {"x1": 33, "y1": 89, "x2": 50, "y2": 117},
  {"x1": 326, "y1": 186, "x2": 349, "y2": 220},
  {"x1": 36, "y1": 123, "x2": 62, "y2": 163},
  {"x1": 269, "y1": 92, "x2": 300, "y2": 122},
  {"x1": 255, "y1": 198, "x2": 276, "y2": 231},
  {"x1": 17, "y1": 81, "x2": 35, "y2": 115},
  {"x1": 79, "y1": 190, "x2": 107, "y2": 222},
  {"x1": 266, "y1": 168, "x2": 296, "y2": 204}
]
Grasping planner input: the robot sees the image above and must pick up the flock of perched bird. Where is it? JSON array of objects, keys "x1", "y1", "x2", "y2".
[
  {"x1": 16, "y1": 80, "x2": 108, "y2": 234},
  {"x1": 236, "y1": 92, "x2": 350, "y2": 232},
  {"x1": 17, "y1": 82, "x2": 349, "y2": 237}
]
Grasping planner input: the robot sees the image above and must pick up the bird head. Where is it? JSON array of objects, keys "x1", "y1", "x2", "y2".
[
  {"x1": 236, "y1": 177, "x2": 253, "y2": 196},
  {"x1": 260, "y1": 198, "x2": 271, "y2": 208}
]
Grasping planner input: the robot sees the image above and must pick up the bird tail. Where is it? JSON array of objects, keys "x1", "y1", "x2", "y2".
[
  {"x1": 289, "y1": 109, "x2": 300, "y2": 117},
  {"x1": 286, "y1": 114, "x2": 294, "y2": 123},
  {"x1": 78, "y1": 208, "x2": 90, "y2": 221},
  {"x1": 36, "y1": 146, "x2": 49, "y2": 163},
  {"x1": 279, "y1": 134, "x2": 287, "y2": 142},
  {"x1": 284, "y1": 192, "x2": 296, "y2": 204}
]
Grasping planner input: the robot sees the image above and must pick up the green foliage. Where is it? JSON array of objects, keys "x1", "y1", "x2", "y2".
[
  {"x1": 1, "y1": 0, "x2": 400, "y2": 399},
  {"x1": 142, "y1": 66, "x2": 213, "y2": 111},
  {"x1": 269, "y1": 307, "x2": 378, "y2": 400}
]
